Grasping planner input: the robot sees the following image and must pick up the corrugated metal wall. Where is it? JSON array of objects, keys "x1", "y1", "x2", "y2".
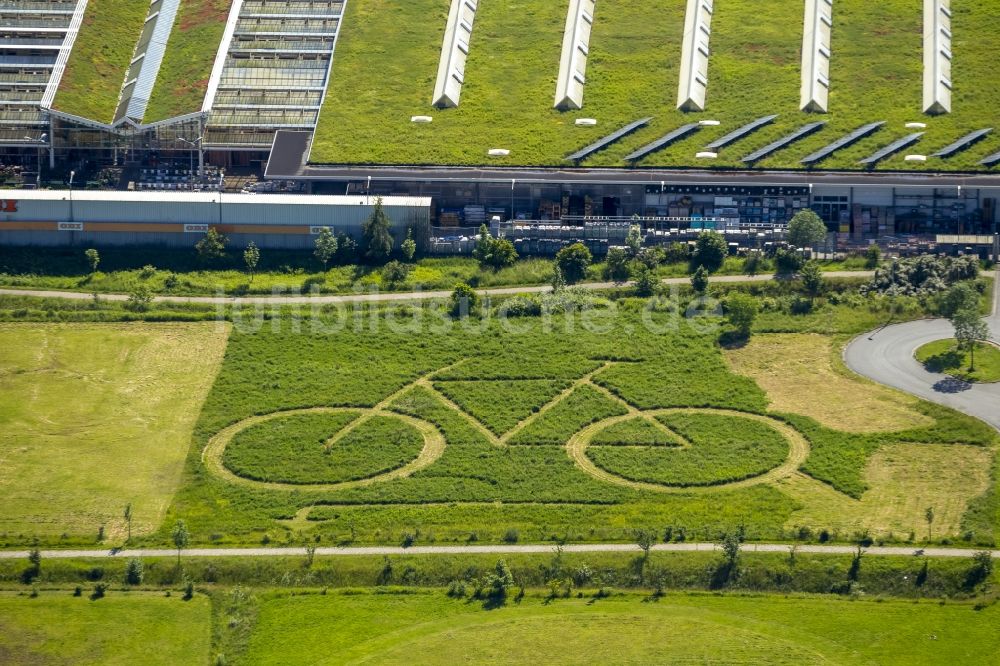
[{"x1": 0, "y1": 195, "x2": 431, "y2": 248}]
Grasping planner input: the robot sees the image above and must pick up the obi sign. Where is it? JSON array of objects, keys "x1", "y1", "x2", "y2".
[{"x1": 0, "y1": 200, "x2": 17, "y2": 213}]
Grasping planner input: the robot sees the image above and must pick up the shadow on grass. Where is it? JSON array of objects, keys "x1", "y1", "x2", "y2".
[{"x1": 921, "y1": 349, "x2": 964, "y2": 375}]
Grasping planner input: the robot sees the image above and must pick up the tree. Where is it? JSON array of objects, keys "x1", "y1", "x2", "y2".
[
  {"x1": 743, "y1": 251, "x2": 762, "y2": 277},
  {"x1": 625, "y1": 224, "x2": 643, "y2": 257},
  {"x1": 691, "y1": 265, "x2": 710, "y2": 294},
  {"x1": 691, "y1": 230, "x2": 728, "y2": 273},
  {"x1": 123, "y1": 503, "x2": 132, "y2": 543},
  {"x1": 243, "y1": 242, "x2": 260, "y2": 282},
  {"x1": 938, "y1": 281, "x2": 980, "y2": 319},
  {"x1": 400, "y1": 227, "x2": 417, "y2": 262},
  {"x1": 799, "y1": 260, "x2": 824, "y2": 298},
  {"x1": 361, "y1": 196, "x2": 393, "y2": 261},
  {"x1": 313, "y1": 227, "x2": 338, "y2": 269},
  {"x1": 924, "y1": 506, "x2": 935, "y2": 541},
  {"x1": 787, "y1": 209, "x2": 828, "y2": 249},
  {"x1": 381, "y1": 260, "x2": 411, "y2": 288},
  {"x1": 725, "y1": 292, "x2": 759, "y2": 338},
  {"x1": 634, "y1": 264, "x2": 657, "y2": 297},
  {"x1": 634, "y1": 528, "x2": 657, "y2": 560},
  {"x1": 124, "y1": 557, "x2": 143, "y2": 586},
  {"x1": 952, "y1": 306, "x2": 989, "y2": 371},
  {"x1": 555, "y1": 242, "x2": 592, "y2": 284},
  {"x1": 195, "y1": 227, "x2": 227, "y2": 262},
  {"x1": 449, "y1": 282, "x2": 479, "y2": 318},
  {"x1": 864, "y1": 244, "x2": 882, "y2": 269},
  {"x1": 84, "y1": 248, "x2": 100, "y2": 274},
  {"x1": 604, "y1": 247, "x2": 630, "y2": 282},
  {"x1": 172, "y1": 519, "x2": 189, "y2": 567}
]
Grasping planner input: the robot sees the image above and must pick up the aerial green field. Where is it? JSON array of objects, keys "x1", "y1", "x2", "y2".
[
  {"x1": 157, "y1": 285, "x2": 998, "y2": 548},
  {"x1": 916, "y1": 338, "x2": 1000, "y2": 384},
  {"x1": 0, "y1": 593, "x2": 211, "y2": 666},
  {"x1": 312, "y1": 0, "x2": 1000, "y2": 170},
  {"x1": 0, "y1": 323, "x2": 229, "y2": 542},
  {"x1": 241, "y1": 590, "x2": 1000, "y2": 665}
]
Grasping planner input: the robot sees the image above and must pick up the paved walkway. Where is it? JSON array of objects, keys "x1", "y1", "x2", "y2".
[
  {"x1": 0, "y1": 542, "x2": 994, "y2": 560},
  {"x1": 0, "y1": 271, "x2": 875, "y2": 305},
  {"x1": 843, "y1": 269, "x2": 1000, "y2": 432}
]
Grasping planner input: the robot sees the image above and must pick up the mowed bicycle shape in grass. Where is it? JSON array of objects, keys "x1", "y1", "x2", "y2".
[{"x1": 202, "y1": 360, "x2": 808, "y2": 494}]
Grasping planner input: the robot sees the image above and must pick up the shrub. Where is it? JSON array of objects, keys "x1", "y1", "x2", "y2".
[
  {"x1": 724, "y1": 292, "x2": 759, "y2": 337},
  {"x1": 604, "y1": 247, "x2": 630, "y2": 282},
  {"x1": 381, "y1": 260, "x2": 411, "y2": 288},
  {"x1": 163, "y1": 273, "x2": 179, "y2": 289},
  {"x1": 139, "y1": 264, "x2": 156, "y2": 279},
  {"x1": 555, "y1": 243, "x2": 592, "y2": 284},
  {"x1": 90, "y1": 583, "x2": 107, "y2": 600},
  {"x1": 401, "y1": 228, "x2": 417, "y2": 261},
  {"x1": 449, "y1": 282, "x2": 479, "y2": 318},
  {"x1": 124, "y1": 557, "x2": 144, "y2": 586},
  {"x1": 864, "y1": 244, "x2": 881, "y2": 269},
  {"x1": 691, "y1": 231, "x2": 727, "y2": 273},
  {"x1": 446, "y1": 579, "x2": 467, "y2": 598},
  {"x1": 774, "y1": 247, "x2": 804, "y2": 274},
  {"x1": 473, "y1": 225, "x2": 518, "y2": 271},
  {"x1": 499, "y1": 295, "x2": 541, "y2": 317},
  {"x1": 863, "y1": 254, "x2": 980, "y2": 297},
  {"x1": 664, "y1": 242, "x2": 689, "y2": 264},
  {"x1": 634, "y1": 264, "x2": 657, "y2": 297},
  {"x1": 690, "y1": 265, "x2": 709, "y2": 293},
  {"x1": 502, "y1": 528, "x2": 520, "y2": 544},
  {"x1": 799, "y1": 261, "x2": 824, "y2": 297},
  {"x1": 125, "y1": 285, "x2": 153, "y2": 312}
]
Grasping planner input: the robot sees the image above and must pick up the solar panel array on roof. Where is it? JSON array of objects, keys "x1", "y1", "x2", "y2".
[
  {"x1": 704, "y1": 115, "x2": 777, "y2": 150},
  {"x1": 624, "y1": 122, "x2": 700, "y2": 161},
  {"x1": 741, "y1": 121, "x2": 826, "y2": 163},
  {"x1": 800, "y1": 121, "x2": 885, "y2": 165},
  {"x1": 565, "y1": 117, "x2": 652, "y2": 161},
  {"x1": 980, "y1": 151, "x2": 1000, "y2": 167},
  {"x1": 858, "y1": 132, "x2": 924, "y2": 165},
  {"x1": 932, "y1": 128, "x2": 993, "y2": 157}
]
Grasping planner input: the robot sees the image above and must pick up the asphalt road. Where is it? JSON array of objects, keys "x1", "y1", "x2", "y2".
[
  {"x1": 0, "y1": 542, "x2": 994, "y2": 560},
  {"x1": 0, "y1": 271, "x2": 874, "y2": 305},
  {"x1": 843, "y1": 269, "x2": 1000, "y2": 432}
]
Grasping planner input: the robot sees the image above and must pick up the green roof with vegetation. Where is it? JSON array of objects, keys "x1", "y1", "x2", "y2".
[
  {"x1": 52, "y1": 0, "x2": 148, "y2": 124},
  {"x1": 144, "y1": 0, "x2": 233, "y2": 123},
  {"x1": 311, "y1": 0, "x2": 1000, "y2": 171}
]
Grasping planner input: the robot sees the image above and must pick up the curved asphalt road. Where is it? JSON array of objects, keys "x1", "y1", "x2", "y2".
[{"x1": 844, "y1": 270, "x2": 1000, "y2": 432}]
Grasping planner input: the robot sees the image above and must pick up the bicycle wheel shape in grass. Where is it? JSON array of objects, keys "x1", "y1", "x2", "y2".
[
  {"x1": 566, "y1": 409, "x2": 809, "y2": 492},
  {"x1": 202, "y1": 407, "x2": 446, "y2": 491}
]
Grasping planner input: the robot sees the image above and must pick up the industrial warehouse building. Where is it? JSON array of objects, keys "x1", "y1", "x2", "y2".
[{"x1": 0, "y1": 190, "x2": 431, "y2": 248}]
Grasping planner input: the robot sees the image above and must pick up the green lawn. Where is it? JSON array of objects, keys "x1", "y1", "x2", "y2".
[
  {"x1": 313, "y1": 0, "x2": 1000, "y2": 170},
  {"x1": 144, "y1": 0, "x2": 234, "y2": 122},
  {"x1": 53, "y1": 0, "x2": 148, "y2": 123},
  {"x1": 156, "y1": 284, "x2": 997, "y2": 548},
  {"x1": 0, "y1": 323, "x2": 229, "y2": 542},
  {"x1": 0, "y1": 592, "x2": 211, "y2": 666},
  {"x1": 916, "y1": 338, "x2": 1000, "y2": 383},
  {"x1": 241, "y1": 590, "x2": 1000, "y2": 665}
]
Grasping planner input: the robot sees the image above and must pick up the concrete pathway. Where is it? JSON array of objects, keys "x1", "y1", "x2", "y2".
[
  {"x1": 843, "y1": 269, "x2": 1000, "y2": 432},
  {"x1": 0, "y1": 271, "x2": 875, "y2": 305},
  {"x1": 0, "y1": 542, "x2": 994, "y2": 560}
]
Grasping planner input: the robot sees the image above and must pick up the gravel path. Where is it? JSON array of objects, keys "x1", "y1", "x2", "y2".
[
  {"x1": 0, "y1": 271, "x2": 875, "y2": 305},
  {"x1": 0, "y1": 542, "x2": 994, "y2": 560}
]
